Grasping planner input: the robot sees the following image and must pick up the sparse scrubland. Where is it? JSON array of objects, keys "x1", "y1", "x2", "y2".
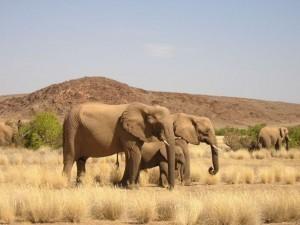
[{"x1": 0, "y1": 144, "x2": 300, "y2": 224}]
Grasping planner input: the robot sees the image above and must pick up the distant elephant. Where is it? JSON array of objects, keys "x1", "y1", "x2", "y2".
[
  {"x1": 0, "y1": 122, "x2": 14, "y2": 146},
  {"x1": 258, "y1": 126, "x2": 289, "y2": 151},
  {"x1": 63, "y1": 102, "x2": 177, "y2": 188},
  {"x1": 137, "y1": 141, "x2": 186, "y2": 187},
  {"x1": 120, "y1": 113, "x2": 219, "y2": 186}
]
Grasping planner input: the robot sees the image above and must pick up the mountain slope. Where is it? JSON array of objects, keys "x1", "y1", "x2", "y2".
[{"x1": 1, "y1": 76, "x2": 300, "y2": 127}]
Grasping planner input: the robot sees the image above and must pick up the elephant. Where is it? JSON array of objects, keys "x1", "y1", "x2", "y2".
[
  {"x1": 258, "y1": 126, "x2": 289, "y2": 151},
  {"x1": 0, "y1": 122, "x2": 14, "y2": 146},
  {"x1": 171, "y1": 113, "x2": 219, "y2": 184},
  {"x1": 120, "y1": 113, "x2": 219, "y2": 186},
  {"x1": 138, "y1": 141, "x2": 186, "y2": 187},
  {"x1": 62, "y1": 102, "x2": 177, "y2": 188}
]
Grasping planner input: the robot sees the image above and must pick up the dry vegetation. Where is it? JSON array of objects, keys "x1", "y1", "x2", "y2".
[{"x1": 0, "y1": 145, "x2": 300, "y2": 224}]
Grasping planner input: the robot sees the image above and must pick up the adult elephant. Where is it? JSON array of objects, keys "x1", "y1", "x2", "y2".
[
  {"x1": 138, "y1": 141, "x2": 186, "y2": 187},
  {"x1": 0, "y1": 122, "x2": 14, "y2": 146},
  {"x1": 63, "y1": 102, "x2": 176, "y2": 188},
  {"x1": 258, "y1": 126, "x2": 289, "y2": 151},
  {"x1": 171, "y1": 113, "x2": 219, "y2": 184},
  {"x1": 120, "y1": 113, "x2": 219, "y2": 186}
]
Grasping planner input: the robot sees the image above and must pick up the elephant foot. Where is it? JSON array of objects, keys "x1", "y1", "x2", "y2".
[
  {"x1": 159, "y1": 183, "x2": 167, "y2": 188},
  {"x1": 183, "y1": 179, "x2": 192, "y2": 186},
  {"x1": 75, "y1": 178, "x2": 84, "y2": 187},
  {"x1": 127, "y1": 183, "x2": 139, "y2": 190},
  {"x1": 114, "y1": 180, "x2": 127, "y2": 188}
]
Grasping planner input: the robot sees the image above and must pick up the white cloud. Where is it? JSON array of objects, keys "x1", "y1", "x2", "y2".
[{"x1": 144, "y1": 43, "x2": 176, "y2": 58}]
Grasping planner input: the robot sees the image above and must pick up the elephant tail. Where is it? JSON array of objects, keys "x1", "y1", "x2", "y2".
[{"x1": 62, "y1": 115, "x2": 76, "y2": 167}]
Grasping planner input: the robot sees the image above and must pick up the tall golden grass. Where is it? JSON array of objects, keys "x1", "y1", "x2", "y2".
[
  {"x1": 0, "y1": 147, "x2": 300, "y2": 224},
  {"x1": 0, "y1": 153, "x2": 299, "y2": 188},
  {"x1": 0, "y1": 187, "x2": 299, "y2": 224}
]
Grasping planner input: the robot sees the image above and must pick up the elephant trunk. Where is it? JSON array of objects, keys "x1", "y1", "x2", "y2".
[
  {"x1": 209, "y1": 144, "x2": 219, "y2": 175},
  {"x1": 163, "y1": 123, "x2": 176, "y2": 189}
]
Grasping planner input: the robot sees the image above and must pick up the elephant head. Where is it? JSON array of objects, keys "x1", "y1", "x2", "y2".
[
  {"x1": 279, "y1": 127, "x2": 289, "y2": 150},
  {"x1": 121, "y1": 103, "x2": 176, "y2": 188},
  {"x1": 173, "y1": 113, "x2": 219, "y2": 175}
]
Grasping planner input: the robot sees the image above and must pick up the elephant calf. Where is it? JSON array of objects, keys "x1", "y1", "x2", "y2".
[
  {"x1": 117, "y1": 141, "x2": 186, "y2": 187},
  {"x1": 139, "y1": 142, "x2": 186, "y2": 187}
]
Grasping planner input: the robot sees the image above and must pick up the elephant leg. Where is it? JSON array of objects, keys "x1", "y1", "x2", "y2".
[
  {"x1": 135, "y1": 169, "x2": 140, "y2": 184},
  {"x1": 127, "y1": 147, "x2": 142, "y2": 188},
  {"x1": 258, "y1": 142, "x2": 262, "y2": 149},
  {"x1": 119, "y1": 152, "x2": 130, "y2": 187},
  {"x1": 285, "y1": 139, "x2": 289, "y2": 151},
  {"x1": 182, "y1": 145, "x2": 191, "y2": 186},
  {"x1": 76, "y1": 157, "x2": 87, "y2": 184},
  {"x1": 63, "y1": 157, "x2": 74, "y2": 181},
  {"x1": 159, "y1": 162, "x2": 168, "y2": 188},
  {"x1": 179, "y1": 163, "x2": 185, "y2": 184},
  {"x1": 275, "y1": 140, "x2": 282, "y2": 151}
]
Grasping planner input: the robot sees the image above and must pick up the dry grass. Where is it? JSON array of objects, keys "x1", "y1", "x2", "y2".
[
  {"x1": 131, "y1": 192, "x2": 156, "y2": 224},
  {"x1": 0, "y1": 147, "x2": 300, "y2": 224},
  {"x1": 198, "y1": 192, "x2": 260, "y2": 225},
  {"x1": 258, "y1": 190, "x2": 300, "y2": 223},
  {"x1": 228, "y1": 149, "x2": 251, "y2": 160},
  {"x1": 272, "y1": 149, "x2": 300, "y2": 159},
  {"x1": 156, "y1": 194, "x2": 177, "y2": 221},
  {"x1": 0, "y1": 186, "x2": 298, "y2": 224},
  {"x1": 0, "y1": 192, "x2": 15, "y2": 224},
  {"x1": 252, "y1": 149, "x2": 272, "y2": 159},
  {"x1": 175, "y1": 197, "x2": 202, "y2": 225},
  {"x1": 222, "y1": 166, "x2": 255, "y2": 184},
  {"x1": 91, "y1": 188, "x2": 125, "y2": 220}
]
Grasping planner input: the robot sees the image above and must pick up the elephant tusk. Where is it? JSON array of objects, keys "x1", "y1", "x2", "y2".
[
  {"x1": 212, "y1": 145, "x2": 220, "y2": 151},
  {"x1": 163, "y1": 140, "x2": 170, "y2": 146}
]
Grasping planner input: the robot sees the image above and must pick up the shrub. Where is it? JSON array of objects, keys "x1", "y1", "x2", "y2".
[
  {"x1": 223, "y1": 132, "x2": 243, "y2": 151},
  {"x1": 19, "y1": 112, "x2": 62, "y2": 150},
  {"x1": 220, "y1": 124, "x2": 266, "y2": 150},
  {"x1": 215, "y1": 127, "x2": 247, "y2": 136},
  {"x1": 288, "y1": 126, "x2": 300, "y2": 148}
]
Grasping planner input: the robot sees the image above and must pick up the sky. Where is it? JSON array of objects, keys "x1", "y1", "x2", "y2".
[{"x1": 0, "y1": 1, "x2": 299, "y2": 103}]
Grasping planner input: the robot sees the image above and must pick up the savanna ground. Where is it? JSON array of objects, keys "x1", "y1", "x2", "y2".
[{"x1": 0, "y1": 143, "x2": 300, "y2": 225}]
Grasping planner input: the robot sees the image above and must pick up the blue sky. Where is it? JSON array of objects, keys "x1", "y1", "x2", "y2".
[{"x1": 0, "y1": 1, "x2": 299, "y2": 103}]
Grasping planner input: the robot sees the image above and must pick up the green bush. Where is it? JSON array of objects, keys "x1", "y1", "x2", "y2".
[
  {"x1": 219, "y1": 124, "x2": 266, "y2": 151},
  {"x1": 288, "y1": 126, "x2": 300, "y2": 148},
  {"x1": 223, "y1": 132, "x2": 243, "y2": 151},
  {"x1": 19, "y1": 112, "x2": 62, "y2": 150},
  {"x1": 219, "y1": 124, "x2": 300, "y2": 150},
  {"x1": 215, "y1": 127, "x2": 247, "y2": 136},
  {"x1": 246, "y1": 124, "x2": 265, "y2": 141}
]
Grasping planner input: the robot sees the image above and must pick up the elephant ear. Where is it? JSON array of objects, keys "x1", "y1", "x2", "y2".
[
  {"x1": 160, "y1": 145, "x2": 182, "y2": 162},
  {"x1": 279, "y1": 127, "x2": 284, "y2": 138},
  {"x1": 173, "y1": 114, "x2": 199, "y2": 145},
  {"x1": 159, "y1": 146, "x2": 168, "y2": 161},
  {"x1": 279, "y1": 127, "x2": 288, "y2": 138},
  {"x1": 279, "y1": 127, "x2": 283, "y2": 138},
  {"x1": 121, "y1": 103, "x2": 151, "y2": 142}
]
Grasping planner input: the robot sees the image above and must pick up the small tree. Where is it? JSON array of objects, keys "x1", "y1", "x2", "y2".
[{"x1": 19, "y1": 112, "x2": 62, "y2": 150}]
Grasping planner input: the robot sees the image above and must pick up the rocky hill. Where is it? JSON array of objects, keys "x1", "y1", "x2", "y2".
[{"x1": 1, "y1": 76, "x2": 300, "y2": 128}]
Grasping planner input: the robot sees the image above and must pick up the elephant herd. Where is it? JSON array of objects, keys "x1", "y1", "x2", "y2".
[
  {"x1": 0, "y1": 102, "x2": 290, "y2": 189},
  {"x1": 62, "y1": 102, "x2": 219, "y2": 189},
  {"x1": 61, "y1": 102, "x2": 290, "y2": 189}
]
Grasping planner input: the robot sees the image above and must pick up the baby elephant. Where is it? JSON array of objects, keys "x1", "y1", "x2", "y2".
[{"x1": 139, "y1": 142, "x2": 186, "y2": 187}]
